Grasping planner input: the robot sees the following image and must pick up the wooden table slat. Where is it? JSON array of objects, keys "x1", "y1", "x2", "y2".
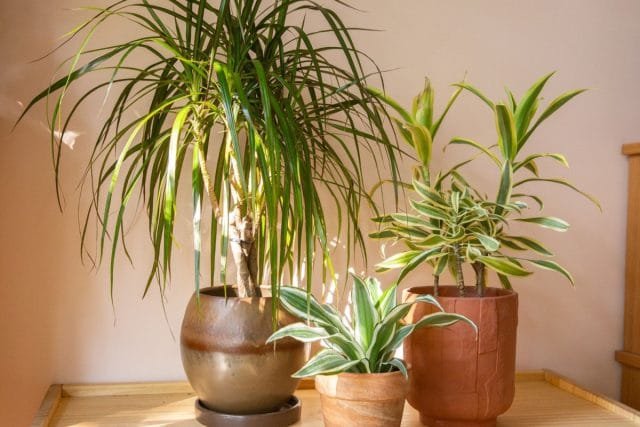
[{"x1": 38, "y1": 370, "x2": 640, "y2": 427}]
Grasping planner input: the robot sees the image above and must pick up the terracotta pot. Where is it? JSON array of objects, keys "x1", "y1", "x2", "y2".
[
  {"x1": 404, "y1": 286, "x2": 518, "y2": 427},
  {"x1": 315, "y1": 371, "x2": 409, "y2": 427},
  {"x1": 180, "y1": 286, "x2": 305, "y2": 415}
]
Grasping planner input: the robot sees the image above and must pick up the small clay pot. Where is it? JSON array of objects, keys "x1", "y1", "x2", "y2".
[
  {"x1": 404, "y1": 286, "x2": 518, "y2": 427},
  {"x1": 315, "y1": 371, "x2": 409, "y2": 427}
]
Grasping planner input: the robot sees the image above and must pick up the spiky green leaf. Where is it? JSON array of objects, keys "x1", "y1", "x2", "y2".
[{"x1": 478, "y1": 256, "x2": 532, "y2": 276}]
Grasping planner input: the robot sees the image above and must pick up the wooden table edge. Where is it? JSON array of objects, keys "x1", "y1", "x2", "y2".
[
  {"x1": 31, "y1": 385, "x2": 62, "y2": 427},
  {"x1": 543, "y1": 369, "x2": 640, "y2": 422},
  {"x1": 33, "y1": 370, "x2": 640, "y2": 426}
]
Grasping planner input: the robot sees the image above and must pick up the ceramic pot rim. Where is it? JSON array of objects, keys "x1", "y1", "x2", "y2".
[{"x1": 405, "y1": 285, "x2": 517, "y2": 300}]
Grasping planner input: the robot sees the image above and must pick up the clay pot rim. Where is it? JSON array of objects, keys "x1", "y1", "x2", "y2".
[
  {"x1": 316, "y1": 370, "x2": 409, "y2": 402},
  {"x1": 316, "y1": 370, "x2": 406, "y2": 380},
  {"x1": 405, "y1": 285, "x2": 517, "y2": 300}
]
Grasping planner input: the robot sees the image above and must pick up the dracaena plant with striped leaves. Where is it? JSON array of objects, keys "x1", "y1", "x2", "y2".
[
  {"x1": 267, "y1": 276, "x2": 475, "y2": 377},
  {"x1": 19, "y1": 0, "x2": 401, "y2": 303},
  {"x1": 370, "y1": 74, "x2": 600, "y2": 297}
]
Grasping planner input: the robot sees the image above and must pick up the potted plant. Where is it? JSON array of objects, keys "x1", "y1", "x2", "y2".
[
  {"x1": 370, "y1": 74, "x2": 599, "y2": 426},
  {"x1": 267, "y1": 276, "x2": 475, "y2": 427},
  {"x1": 19, "y1": 0, "x2": 400, "y2": 423}
]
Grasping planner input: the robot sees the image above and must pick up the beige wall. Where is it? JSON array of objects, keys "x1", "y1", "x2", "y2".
[{"x1": 1, "y1": 0, "x2": 637, "y2": 425}]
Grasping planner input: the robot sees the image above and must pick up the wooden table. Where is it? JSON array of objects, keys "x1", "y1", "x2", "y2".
[{"x1": 34, "y1": 371, "x2": 640, "y2": 426}]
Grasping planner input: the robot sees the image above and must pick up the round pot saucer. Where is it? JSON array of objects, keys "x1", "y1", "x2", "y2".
[{"x1": 195, "y1": 396, "x2": 301, "y2": 427}]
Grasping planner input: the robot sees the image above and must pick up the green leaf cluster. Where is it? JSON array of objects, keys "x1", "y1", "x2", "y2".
[
  {"x1": 370, "y1": 74, "x2": 599, "y2": 293},
  {"x1": 267, "y1": 276, "x2": 475, "y2": 377},
  {"x1": 367, "y1": 78, "x2": 461, "y2": 173},
  {"x1": 20, "y1": 0, "x2": 400, "y2": 302}
]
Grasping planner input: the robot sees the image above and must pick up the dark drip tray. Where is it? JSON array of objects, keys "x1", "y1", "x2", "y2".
[{"x1": 195, "y1": 396, "x2": 301, "y2": 426}]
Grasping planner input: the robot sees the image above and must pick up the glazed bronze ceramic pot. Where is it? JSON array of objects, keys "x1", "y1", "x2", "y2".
[
  {"x1": 180, "y1": 287, "x2": 305, "y2": 415},
  {"x1": 404, "y1": 286, "x2": 518, "y2": 427},
  {"x1": 315, "y1": 371, "x2": 409, "y2": 427}
]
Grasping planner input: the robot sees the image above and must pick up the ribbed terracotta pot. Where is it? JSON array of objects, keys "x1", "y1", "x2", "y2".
[
  {"x1": 315, "y1": 371, "x2": 409, "y2": 427},
  {"x1": 180, "y1": 287, "x2": 305, "y2": 415},
  {"x1": 404, "y1": 286, "x2": 518, "y2": 427}
]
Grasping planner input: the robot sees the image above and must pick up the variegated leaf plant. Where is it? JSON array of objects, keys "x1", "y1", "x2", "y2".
[
  {"x1": 267, "y1": 276, "x2": 475, "y2": 377},
  {"x1": 370, "y1": 74, "x2": 600, "y2": 297}
]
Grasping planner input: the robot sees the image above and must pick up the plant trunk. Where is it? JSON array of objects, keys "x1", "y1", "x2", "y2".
[
  {"x1": 453, "y1": 244, "x2": 465, "y2": 296},
  {"x1": 230, "y1": 210, "x2": 260, "y2": 298},
  {"x1": 433, "y1": 274, "x2": 440, "y2": 297},
  {"x1": 473, "y1": 261, "x2": 486, "y2": 297}
]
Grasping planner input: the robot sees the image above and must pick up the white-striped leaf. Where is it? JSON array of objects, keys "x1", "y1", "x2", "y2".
[
  {"x1": 434, "y1": 254, "x2": 449, "y2": 276},
  {"x1": 495, "y1": 104, "x2": 517, "y2": 161},
  {"x1": 368, "y1": 229, "x2": 396, "y2": 239},
  {"x1": 397, "y1": 248, "x2": 441, "y2": 283},
  {"x1": 466, "y1": 244, "x2": 482, "y2": 261},
  {"x1": 498, "y1": 273, "x2": 513, "y2": 290},
  {"x1": 496, "y1": 162, "x2": 513, "y2": 211},
  {"x1": 412, "y1": 179, "x2": 449, "y2": 207},
  {"x1": 410, "y1": 199, "x2": 450, "y2": 222},
  {"x1": 279, "y1": 287, "x2": 345, "y2": 334},
  {"x1": 507, "y1": 236, "x2": 553, "y2": 256},
  {"x1": 473, "y1": 233, "x2": 500, "y2": 252},
  {"x1": 516, "y1": 216, "x2": 569, "y2": 232},
  {"x1": 383, "y1": 324, "x2": 417, "y2": 357},
  {"x1": 521, "y1": 89, "x2": 587, "y2": 146},
  {"x1": 369, "y1": 295, "x2": 442, "y2": 362},
  {"x1": 376, "y1": 284, "x2": 398, "y2": 318},
  {"x1": 326, "y1": 334, "x2": 365, "y2": 361},
  {"x1": 386, "y1": 225, "x2": 432, "y2": 240},
  {"x1": 448, "y1": 137, "x2": 501, "y2": 166},
  {"x1": 405, "y1": 122, "x2": 433, "y2": 167},
  {"x1": 514, "y1": 177, "x2": 601, "y2": 211},
  {"x1": 376, "y1": 251, "x2": 423, "y2": 271},
  {"x1": 514, "y1": 72, "x2": 553, "y2": 141},
  {"x1": 382, "y1": 358, "x2": 408, "y2": 378},
  {"x1": 417, "y1": 234, "x2": 447, "y2": 248},
  {"x1": 451, "y1": 191, "x2": 461, "y2": 213},
  {"x1": 292, "y1": 350, "x2": 362, "y2": 378},
  {"x1": 364, "y1": 276, "x2": 383, "y2": 302},
  {"x1": 478, "y1": 256, "x2": 532, "y2": 277},
  {"x1": 454, "y1": 82, "x2": 496, "y2": 109},
  {"x1": 414, "y1": 293, "x2": 445, "y2": 311},
  {"x1": 352, "y1": 275, "x2": 379, "y2": 349},
  {"x1": 528, "y1": 259, "x2": 575, "y2": 285},
  {"x1": 267, "y1": 322, "x2": 332, "y2": 344},
  {"x1": 390, "y1": 213, "x2": 439, "y2": 229},
  {"x1": 414, "y1": 311, "x2": 477, "y2": 334},
  {"x1": 367, "y1": 320, "x2": 398, "y2": 364},
  {"x1": 514, "y1": 153, "x2": 569, "y2": 172}
]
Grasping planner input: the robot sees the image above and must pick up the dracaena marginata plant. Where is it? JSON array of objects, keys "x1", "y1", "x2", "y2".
[
  {"x1": 267, "y1": 276, "x2": 475, "y2": 377},
  {"x1": 19, "y1": 0, "x2": 401, "y2": 303},
  {"x1": 370, "y1": 73, "x2": 600, "y2": 297}
]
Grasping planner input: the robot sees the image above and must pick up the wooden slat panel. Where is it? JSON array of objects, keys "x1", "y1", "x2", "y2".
[
  {"x1": 62, "y1": 382, "x2": 194, "y2": 398},
  {"x1": 621, "y1": 367, "x2": 640, "y2": 411},
  {"x1": 617, "y1": 351, "x2": 640, "y2": 370},
  {"x1": 624, "y1": 154, "x2": 640, "y2": 353},
  {"x1": 60, "y1": 378, "x2": 315, "y2": 398},
  {"x1": 620, "y1": 144, "x2": 640, "y2": 409}
]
